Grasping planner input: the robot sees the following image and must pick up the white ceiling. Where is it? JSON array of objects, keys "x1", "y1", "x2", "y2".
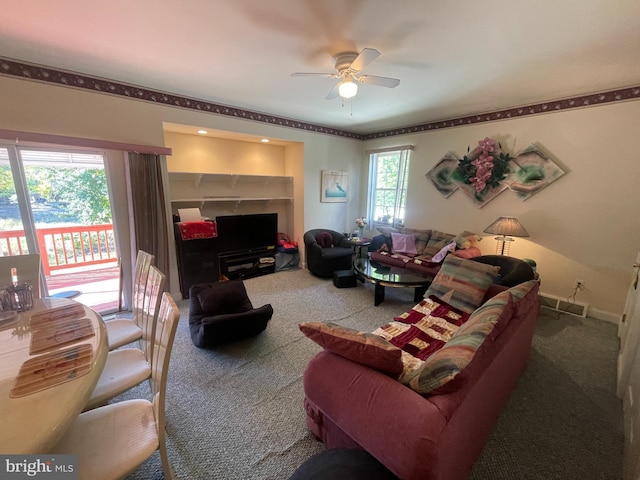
[{"x1": 1, "y1": 0, "x2": 639, "y2": 135}]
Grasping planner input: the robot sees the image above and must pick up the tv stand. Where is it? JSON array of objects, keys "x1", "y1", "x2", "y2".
[{"x1": 218, "y1": 249, "x2": 276, "y2": 280}]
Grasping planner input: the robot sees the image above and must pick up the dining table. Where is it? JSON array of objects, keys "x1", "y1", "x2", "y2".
[{"x1": 0, "y1": 297, "x2": 108, "y2": 454}]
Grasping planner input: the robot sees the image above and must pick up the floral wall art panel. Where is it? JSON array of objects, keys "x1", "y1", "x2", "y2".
[
  {"x1": 508, "y1": 144, "x2": 567, "y2": 200},
  {"x1": 429, "y1": 137, "x2": 566, "y2": 207},
  {"x1": 451, "y1": 137, "x2": 513, "y2": 208},
  {"x1": 426, "y1": 151, "x2": 460, "y2": 198},
  {"x1": 321, "y1": 170, "x2": 349, "y2": 203}
]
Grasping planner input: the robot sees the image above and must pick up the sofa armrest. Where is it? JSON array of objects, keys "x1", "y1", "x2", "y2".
[{"x1": 303, "y1": 351, "x2": 446, "y2": 479}]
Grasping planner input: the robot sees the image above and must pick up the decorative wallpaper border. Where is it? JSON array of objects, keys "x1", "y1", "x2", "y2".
[
  {"x1": 364, "y1": 86, "x2": 640, "y2": 139},
  {"x1": 1, "y1": 57, "x2": 639, "y2": 140}
]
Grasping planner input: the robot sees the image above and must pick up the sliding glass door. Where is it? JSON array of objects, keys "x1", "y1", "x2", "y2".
[{"x1": 0, "y1": 145, "x2": 120, "y2": 313}]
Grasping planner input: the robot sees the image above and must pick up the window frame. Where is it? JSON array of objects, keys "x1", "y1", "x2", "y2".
[{"x1": 366, "y1": 145, "x2": 413, "y2": 230}]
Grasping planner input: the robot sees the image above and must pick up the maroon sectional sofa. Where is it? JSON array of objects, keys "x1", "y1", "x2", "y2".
[
  {"x1": 368, "y1": 228, "x2": 482, "y2": 278},
  {"x1": 302, "y1": 280, "x2": 540, "y2": 480}
]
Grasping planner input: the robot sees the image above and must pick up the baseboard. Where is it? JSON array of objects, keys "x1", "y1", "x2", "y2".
[{"x1": 586, "y1": 307, "x2": 620, "y2": 325}]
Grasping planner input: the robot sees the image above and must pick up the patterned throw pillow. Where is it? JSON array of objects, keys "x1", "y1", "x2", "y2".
[
  {"x1": 406, "y1": 290, "x2": 515, "y2": 395},
  {"x1": 299, "y1": 322, "x2": 404, "y2": 376},
  {"x1": 409, "y1": 230, "x2": 432, "y2": 256},
  {"x1": 425, "y1": 255, "x2": 500, "y2": 313},
  {"x1": 422, "y1": 230, "x2": 455, "y2": 257}
]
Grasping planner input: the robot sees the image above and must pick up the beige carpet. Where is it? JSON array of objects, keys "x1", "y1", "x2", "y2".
[{"x1": 115, "y1": 267, "x2": 622, "y2": 480}]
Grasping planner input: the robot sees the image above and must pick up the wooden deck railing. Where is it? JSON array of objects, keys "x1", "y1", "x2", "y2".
[{"x1": 0, "y1": 224, "x2": 117, "y2": 275}]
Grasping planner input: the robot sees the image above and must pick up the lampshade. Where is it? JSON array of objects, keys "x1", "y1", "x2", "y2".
[
  {"x1": 483, "y1": 216, "x2": 529, "y2": 237},
  {"x1": 483, "y1": 216, "x2": 529, "y2": 255},
  {"x1": 338, "y1": 77, "x2": 358, "y2": 99}
]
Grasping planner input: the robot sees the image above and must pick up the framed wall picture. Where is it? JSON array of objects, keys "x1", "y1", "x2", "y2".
[{"x1": 321, "y1": 170, "x2": 349, "y2": 203}]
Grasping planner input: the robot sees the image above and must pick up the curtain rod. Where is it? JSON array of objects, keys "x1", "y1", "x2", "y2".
[{"x1": 0, "y1": 129, "x2": 172, "y2": 155}]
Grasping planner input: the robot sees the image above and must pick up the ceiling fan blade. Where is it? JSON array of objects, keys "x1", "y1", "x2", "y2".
[
  {"x1": 358, "y1": 75, "x2": 400, "y2": 88},
  {"x1": 325, "y1": 83, "x2": 340, "y2": 100},
  {"x1": 291, "y1": 72, "x2": 338, "y2": 78},
  {"x1": 350, "y1": 48, "x2": 380, "y2": 72}
]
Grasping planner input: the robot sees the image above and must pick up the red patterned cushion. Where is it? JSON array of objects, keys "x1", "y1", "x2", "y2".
[
  {"x1": 299, "y1": 322, "x2": 403, "y2": 376},
  {"x1": 373, "y1": 296, "x2": 470, "y2": 361},
  {"x1": 407, "y1": 290, "x2": 515, "y2": 395}
]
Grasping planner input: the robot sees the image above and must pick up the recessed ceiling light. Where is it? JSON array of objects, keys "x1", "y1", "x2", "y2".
[
  {"x1": 261, "y1": 138, "x2": 270, "y2": 143},
  {"x1": 197, "y1": 129, "x2": 208, "y2": 135}
]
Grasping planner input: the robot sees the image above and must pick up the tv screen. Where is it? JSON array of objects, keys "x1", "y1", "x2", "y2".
[{"x1": 216, "y1": 213, "x2": 278, "y2": 255}]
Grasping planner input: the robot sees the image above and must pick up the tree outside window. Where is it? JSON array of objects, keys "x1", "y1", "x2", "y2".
[{"x1": 367, "y1": 147, "x2": 412, "y2": 228}]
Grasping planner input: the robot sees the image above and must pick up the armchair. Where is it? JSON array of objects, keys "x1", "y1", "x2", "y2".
[{"x1": 304, "y1": 229, "x2": 354, "y2": 278}]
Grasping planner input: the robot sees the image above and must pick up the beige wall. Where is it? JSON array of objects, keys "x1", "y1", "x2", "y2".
[
  {"x1": 1, "y1": 75, "x2": 638, "y2": 317},
  {"x1": 0, "y1": 76, "x2": 364, "y2": 296},
  {"x1": 364, "y1": 100, "x2": 640, "y2": 319}
]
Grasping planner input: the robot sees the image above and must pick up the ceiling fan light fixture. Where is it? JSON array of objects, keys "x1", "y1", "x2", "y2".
[{"x1": 338, "y1": 78, "x2": 358, "y2": 99}]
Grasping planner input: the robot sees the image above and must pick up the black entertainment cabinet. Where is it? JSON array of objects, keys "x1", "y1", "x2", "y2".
[
  {"x1": 173, "y1": 223, "x2": 220, "y2": 299},
  {"x1": 218, "y1": 248, "x2": 276, "y2": 280},
  {"x1": 174, "y1": 213, "x2": 279, "y2": 297}
]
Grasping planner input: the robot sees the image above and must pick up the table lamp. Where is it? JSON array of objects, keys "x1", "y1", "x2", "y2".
[{"x1": 483, "y1": 216, "x2": 529, "y2": 255}]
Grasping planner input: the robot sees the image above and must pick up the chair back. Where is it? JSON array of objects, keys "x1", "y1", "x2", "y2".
[
  {"x1": 0, "y1": 253, "x2": 43, "y2": 299},
  {"x1": 140, "y1": 265, "x2": 166, "y2": 362},
  {"x1": 132, "y1": 250, "x2": 154, "y2": 324},
  {"x1": 150, "y1": 292, "x2": 180, "y2": 475}
]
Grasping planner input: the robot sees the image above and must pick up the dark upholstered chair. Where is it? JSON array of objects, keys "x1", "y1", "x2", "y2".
[
  {"x1": 470, "y1": 255, "x2": 536, "y2": 287},
  {"x1": 188, "y1": 280, "x2": 273, "y2": 348},
  {"x1": 304, "y1": 229, "x2": 354, "y2": 278}
]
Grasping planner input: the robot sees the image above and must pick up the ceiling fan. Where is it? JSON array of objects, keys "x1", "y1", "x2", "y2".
[{"x1": 291, "y1": 48, "x2": 400, "y2": 100}]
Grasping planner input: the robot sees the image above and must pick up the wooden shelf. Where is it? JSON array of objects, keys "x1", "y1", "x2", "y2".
[
  {"x1": 168, "y1": 172, "x2": 293, "y2": 206},
  {"x1": 171, "y1": 197, "x2": 292, "y2": 205},
  {"x1": 168, "y1": 171, "x2": 293, "y2": 189}
]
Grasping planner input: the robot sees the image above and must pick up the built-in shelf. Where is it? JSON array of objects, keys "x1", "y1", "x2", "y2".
[
  {"x1": 171, "y1": 197, "x2": 293, "y2": 206},
  {"x1": 168, "y1": 172, "x2": 293, "y2": 207}
]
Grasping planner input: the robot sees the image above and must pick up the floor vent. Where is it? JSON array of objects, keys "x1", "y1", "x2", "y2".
[{"x1": 539, "y1": 293, "x2": 589, "y2": 318}]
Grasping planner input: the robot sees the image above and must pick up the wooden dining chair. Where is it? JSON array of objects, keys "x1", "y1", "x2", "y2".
[
  {"x1": 83, "y1": 264, "x2": 165, "y2": 411},
  {"x1": 0, "y1": 253, "x2": 44, "y2": 299},
  {"x1": 50, "y1": 292, "x2": 180, "y2": 480},
  {"x1": 104, "y1": 250, "x2": 154, "y2": 350}
]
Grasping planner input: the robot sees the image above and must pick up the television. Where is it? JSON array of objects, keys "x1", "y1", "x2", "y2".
[{"x1": 215, "y1": 213, "x2": 278, "y2": 255}]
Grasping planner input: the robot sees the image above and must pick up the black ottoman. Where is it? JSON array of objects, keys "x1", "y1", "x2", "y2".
[
  {"x1": 288, "y1": 449, "x2": 397, "y2": 480},
  {"x1": 333, "y1": 269, "x2": 357, "y2": 288}
]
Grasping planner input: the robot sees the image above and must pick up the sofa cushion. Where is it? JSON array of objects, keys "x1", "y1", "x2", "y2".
[
  {"x1": 506, "y1": 279, "x2": 540, "y2": 317},
  {"x1": 406, "y1": 290, "x2": 515, "y2": 395},
  {"x1": 197, "y1": 279, "x2": 254, "y2": 315},
  {"x1": 299, "y1": 322, "x2": 404, "y2": 376},
  {"x1": 407, "y1": 229, "x2": 432, "y2": 256},
  {"x1": 391, "y1": 232, "x2": 418, "y2": 255},
  {"x1": 425, "y1": 256, "x2": 500, "y2": 313}
]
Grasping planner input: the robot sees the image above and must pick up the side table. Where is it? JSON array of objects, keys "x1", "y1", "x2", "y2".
[{"x1": 350, "y1": 238, "x2": 371, "y2": 258}]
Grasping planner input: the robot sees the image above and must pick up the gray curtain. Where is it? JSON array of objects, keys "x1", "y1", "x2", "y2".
[{"x1": 126, "y1": 152, "x2": 171, "y2": 289}]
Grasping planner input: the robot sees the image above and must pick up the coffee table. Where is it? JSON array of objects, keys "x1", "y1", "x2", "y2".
[{"x1": 353, "y1": 258, "x2": 432, "y2": 306}]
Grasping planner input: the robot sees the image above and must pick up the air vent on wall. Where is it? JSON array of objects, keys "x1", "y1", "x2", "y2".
[{"x1": 539, "y1": 293, "x2": 589, "y2": 318}]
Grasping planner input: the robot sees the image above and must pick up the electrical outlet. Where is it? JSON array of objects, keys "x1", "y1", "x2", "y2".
[{"x1": 575, "y1": 279, "x2": 584, "y2": 290}]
